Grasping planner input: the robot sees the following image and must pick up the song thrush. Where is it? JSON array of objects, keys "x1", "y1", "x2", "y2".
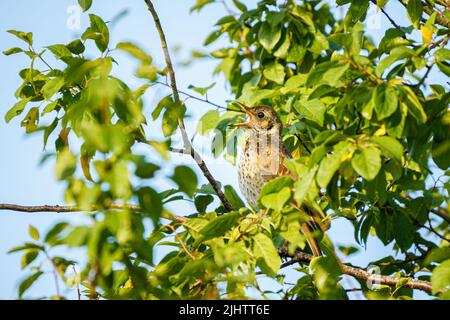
[{"x1": 230, "y1": 102, "x2": 322, "y2": 256}]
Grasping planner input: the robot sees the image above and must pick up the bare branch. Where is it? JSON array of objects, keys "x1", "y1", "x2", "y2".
[
  {"x1": 144, "y1": 0, "x2": 235, "y2": 211},
  {"x1": 0, "y1": 203, "x2": 187, "y2": 223},
  {"x1": 278, "y1": 247, "x2": 436, "y2": 293}
]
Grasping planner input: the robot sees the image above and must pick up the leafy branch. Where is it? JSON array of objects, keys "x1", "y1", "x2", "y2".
[
  {"x1": 0, "y1": 202, "x2": 439, "y2": 294},
  {"x1": 144, "y1": 0, "x2": 234, "y2": 211}
]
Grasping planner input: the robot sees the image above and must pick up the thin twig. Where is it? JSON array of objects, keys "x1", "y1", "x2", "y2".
[
  {"x1": 417, "y1": 64, "x2": 433, "y2": 87},
  {"x1": 43, "y1": 250, "x2": 61, "y2": 298},
  {"x1": 370, "y1": 0, "x2": 404, "y2": 33},
  {"x1": 168, "y1": 225, "x2": 196, "y2": 260},
  {"x1": 30, "y1": 45, "x2": 54, "y2": 71},
  {"x1": 155, "y1": 81, "x2": 230, "y2": 111},
  {"x1": 144, "y1": 0, "x2": 235, "y2": 211},
  {"x1": 72, "y1": 265, "x2": 81, "y2": 300},
  {"x1": 424, "y1": 217, "x2": 450, "y2": 242}
]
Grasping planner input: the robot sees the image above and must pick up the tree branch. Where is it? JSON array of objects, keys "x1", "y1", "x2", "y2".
[
  {"x1": 370, "y1": 0, "x2": 405, "y2": 34},
  {"x1": 0, "y1": 203, "x2": 187, "y2": 223},
  {"x1": 397, "y1": 0, "x2": 450, "y2": 29},
  {"x1": 144, "y1": 0, "x2": 235, "y2": 212},
  {"x1": 278, "y1": 247, "x2": 436, "y2": 293}
]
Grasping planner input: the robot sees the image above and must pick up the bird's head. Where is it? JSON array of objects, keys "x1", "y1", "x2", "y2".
[{"x1": 229, "y1": 102, "x2": 282, "y2": 133}]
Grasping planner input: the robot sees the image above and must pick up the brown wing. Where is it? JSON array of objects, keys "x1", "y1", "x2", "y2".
[{"x1": 257, "y1": 141, "x2": 295, "y2": 181}]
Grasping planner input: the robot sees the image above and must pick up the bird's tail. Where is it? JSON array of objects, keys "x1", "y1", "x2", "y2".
[
  {"x1": 300, "y1": 204, "x2": 327, "y2": 257},
  {"x1": 301, "y1": 222, "x2": 322, "y2": 257}
]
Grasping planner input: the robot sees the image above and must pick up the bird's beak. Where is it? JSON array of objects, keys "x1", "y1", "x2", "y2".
[{"x1": 228, "y1": 102, "x2": 253, "y2": 128}]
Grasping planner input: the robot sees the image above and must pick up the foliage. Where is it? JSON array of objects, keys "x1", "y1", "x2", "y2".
[{"x1": 3, "y1": 0, "x2": 450, "y2": 300}]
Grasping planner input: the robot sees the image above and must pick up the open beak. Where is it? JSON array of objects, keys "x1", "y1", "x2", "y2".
[{"x1": 228, "y1": 102, "x2": 253, "y2": 128}]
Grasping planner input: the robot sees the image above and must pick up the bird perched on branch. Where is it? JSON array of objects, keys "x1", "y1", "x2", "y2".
[{"x1": 229, "y1": 102, "x2": 322, "y2": 257}]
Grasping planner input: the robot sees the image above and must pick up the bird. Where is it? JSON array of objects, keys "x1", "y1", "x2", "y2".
[{"x1": 229, "y1": 102, "x2": 322, "y2": 257}]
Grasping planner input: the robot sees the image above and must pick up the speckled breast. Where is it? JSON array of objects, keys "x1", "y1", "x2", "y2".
[{"x1": 237, "y1": 146, "x2": 268, "y2": 210}]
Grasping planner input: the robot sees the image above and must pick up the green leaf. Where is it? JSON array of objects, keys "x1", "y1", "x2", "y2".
[
  {"x1": 42, "y1": 101, "x2": 58, "y2": 116},
  {"x1": 171, "y1": 166, "x2": 198, "y2": 198},
  {"x1": 351, "y1": 146, "x2": 381, "y2": 181},
  {"x1": 425, "y1": 247, "x2": 450, "y2": 265},
  {"x1": 61, "y1": 226, "x2": 90, "y2": 247},
  {"x1": 307, "y1": 62, "x2": 349, "y2": 88},
  {"x1": 78, "y1": 0, "x2": 92, "y2": 11},
  {"x1": 281, "y1": 74, "x2": 307, "y2": 93},
  {"x1": 309, "y1": 256, "x2": 345, "y2": 299},
  {"x1": 259, "y1": 176, "x2": 293, "y2": 199},
  {"x1": 152, "y1": 95, "x2": 172, "y2": 120},
  {"x1": 263, "y1": 63, "x2": 285, "y2": 85},
  {"x1": 338, "y1": 245, "x2": 359, "y2": 256},
  {"x1": 46, "y1": 44, "x2": 72, "y2": 59},
  {"x1": 197, "y1": 110, "x2": 220, "y2": 136},
  {"x1": 116, "y1": 42, "x2": 152, "y2": 64},
  {"x1": 194, "y1": 194, "x2": 214, "y2": 213},
  {"x1": 5, "y1": 97, "x2": 31, "y2": 123},
  {"x1": 400, "y1": 86, "x2": 427, "y2": 123},
  {"x1": 8, "y1": 243, "x2": 44, "y2": 254},
  {"x1": 431, "y1": 259, "x2": 450, "y2": 294},
  {"x1": 136, "y1": 64, "x2": 158, "y2": 81},
  {"x1": 21, "y1": 107, "x2": 39, "y2": 133},
  {"x1": 374, "y1": 84, "x2": 398, "y2": 120},
  {"x1": 67, "y1": 39, "x2": 85, "y2": 55},
  {"x1": 258, "y1": 22, "x2": 281, "y2": 52},
  {"x1": 191, "y1": 0, "x2": 215, "y2": 13},
  {"x1": 407, "y1": 0, "x2": 423, "y2": 28},
  {"x1": 28, "y1": 225, "x2": 40, "y2": 241},
  {"x1": 376, "y1": 47, "x2": 414, "y2": 77},
  {"x1": 109, "y1": 161, "x2": 131, "y2": 199},
  {"x1": 162, "y1": 101, "x2": 185, "y2": 137},
  {"x1": 21, "y1": 250, "x2": 39, "y2": 269},
  {"x1": 135, "y1": 162, "x2": 160, "y2": 179},
  {"x1": 137, "y1": 187, "x2": 163, "y2": 220},
  {"x1": 7, "y1": 30, "x2": 33, "y2": 45},
  {"x1": 294, "y1": 166, "x2": 318, "y2": 206},
  {"x1": 294, "y1": 98, "x2": 326, "y2": 126},
  {"x1": 188, "y1": 82, "x2": 216, "y2": 96},
  {"x1": 435, "y1": 48, "x2": 450, "y2": 62},
  {"x1": 232, "y1": 0, "x2": 247, "y2": 12},
  {"x1": 253, "y1": 233, "x2": 281, "y2": 277},
  {"x1": 200, "y1": 211, "x2": 239, "y2": 240},
  {"x1": 348, "y1": 0, "x2": 369, "y2": 22},
  {"x1": 82, "y1": 14, "x2": 110, "y2": 52},
  {"x1": 55, "y1": 148, "x2": 76, "y2": 180},
  {"x1": 44, "y1": 222, "x2": 69, "y2": 245},
  {"x1": 370, "y1": 136, "x2": 403, "y2": 162},
  {"x1": 316, "y1": 141, "x2": 353, "y2": 188},
  {"x1": 260, "y1": 186, "x2": 291, "y2": 211},
  {"x1": 19, "y1": 271, "x2": 43, "y2": 298},
  {"x1": 41, "y1": 77, "x2": 64, "y2": 100},
  {"x1": 437, "y1": 61, "x2": 450, "y2": 77},
  {"x1": 3, "y1": 47, "x2": 23, "y2": 56},
  {"x1": 224, "y1": 185, "x2": 245, "y2": 209},
  {"x1": 393, "y1": 211, "x2": 414, "y2": 252}
]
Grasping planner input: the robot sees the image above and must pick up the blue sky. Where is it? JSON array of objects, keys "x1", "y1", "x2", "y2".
[{"x1": 0, "y1": 0, "x2": 438, "y2": 299}]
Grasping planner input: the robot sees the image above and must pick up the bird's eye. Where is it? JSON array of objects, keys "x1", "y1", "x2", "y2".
[{"x1": 257, "y1": 112, "x2": 265, "y2": 118}]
